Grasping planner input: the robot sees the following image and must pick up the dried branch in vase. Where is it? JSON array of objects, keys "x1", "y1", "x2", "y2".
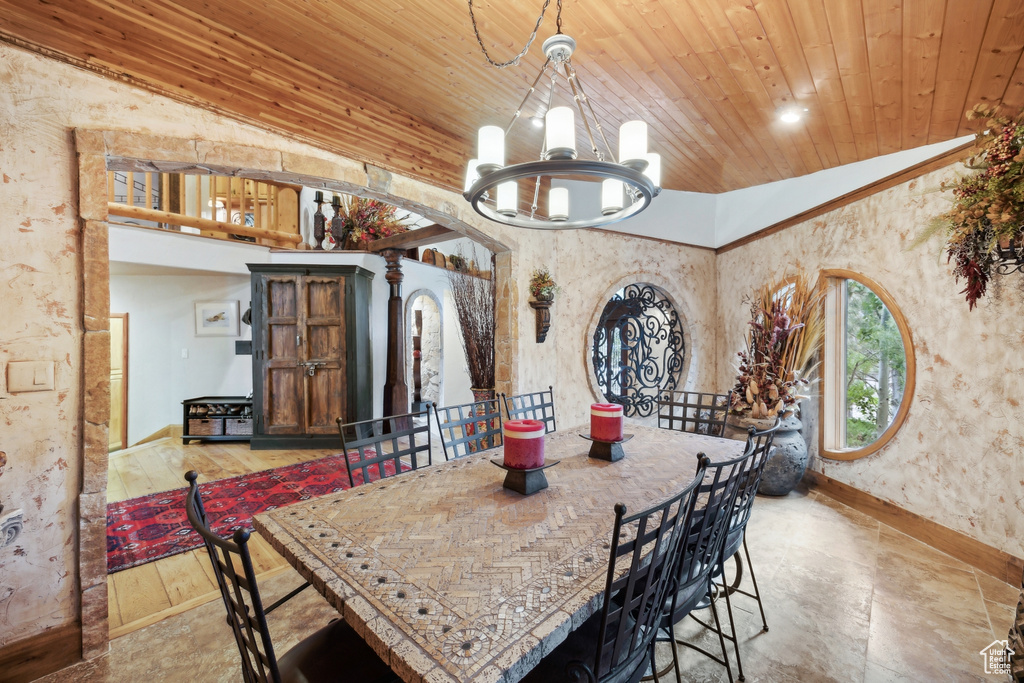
[
  {"x1": 730, "y1": 272, "x2": 824, "y2": 419},
  {"x1": 448, "y1": 249, "x2": 496, "y2": 390}
]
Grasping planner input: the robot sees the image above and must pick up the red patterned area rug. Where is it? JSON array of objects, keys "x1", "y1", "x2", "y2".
[{"x1": 107, "y1": 451, "x2": 401, "y2": 573}]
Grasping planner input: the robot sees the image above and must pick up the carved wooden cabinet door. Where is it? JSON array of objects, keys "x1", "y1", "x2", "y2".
[
  {"x1": 249, "y1": 264, "x2": 373, "y2": 449},
  {"x1": 303, "y1": 276, "x2": 347, "y2": 434},
  {"x1": 262, "y1": 274, "x2": 303, "y2": 434}
]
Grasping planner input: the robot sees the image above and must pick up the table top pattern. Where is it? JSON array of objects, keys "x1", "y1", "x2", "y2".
[{"x1": 253, "y1": 424, "x2": 744, "y2": 683}]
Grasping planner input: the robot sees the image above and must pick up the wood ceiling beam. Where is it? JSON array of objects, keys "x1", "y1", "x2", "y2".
[{"x1": 368, "y1": 224, "x2": 459, "y2": 252}]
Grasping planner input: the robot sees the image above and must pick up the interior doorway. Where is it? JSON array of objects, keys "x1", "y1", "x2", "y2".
[
  {"x1": 109, "y1": 314, "x2": 129, "y2": 452},
  {"x1": 408, "y1": 293, "x2": 442, "y2": 411}
]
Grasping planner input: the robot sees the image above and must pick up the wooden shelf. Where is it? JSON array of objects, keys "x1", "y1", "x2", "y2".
[{"x1": 182, "y1": 395, "x2": 252, "y2": 443}]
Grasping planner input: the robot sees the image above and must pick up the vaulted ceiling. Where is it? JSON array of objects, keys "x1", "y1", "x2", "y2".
[{"x1": 1, "y1": 0, "x2": 1022, "y2": 196}]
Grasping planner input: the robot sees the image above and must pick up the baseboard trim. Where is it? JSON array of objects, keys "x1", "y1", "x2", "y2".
[
  {"x1": 805, "y1": 470, "x2": 1024, "y2": 586},
  {"x1": 133, "y1": 424, "x2": 182, "y2": 446},
  {"x1": 0, "y1": 622, "x2": 82, "y2": 683}
]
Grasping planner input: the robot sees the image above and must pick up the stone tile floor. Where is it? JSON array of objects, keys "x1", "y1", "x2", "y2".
[{"x1": 39, "y1": 486, "x2": 1017, "y2": 682}]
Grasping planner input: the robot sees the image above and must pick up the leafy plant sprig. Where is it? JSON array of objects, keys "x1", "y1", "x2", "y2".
[
  {"x1": 932, "y1": 104, "x2": 1024, "y2": 309},
  {"x1": 339, "y1": 196, "x2": 408, "y2": 243},
  {"x1": 528, "y1": 268, "x2": 559, "y2": 299}
]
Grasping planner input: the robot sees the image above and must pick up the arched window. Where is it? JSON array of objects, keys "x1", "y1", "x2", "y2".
[
  {"x1": 591, "y1": 283, "x2": 685, "y2": 417},
  {"x1": 820, "y1": 270, "x2": 915, "y2": 460}
]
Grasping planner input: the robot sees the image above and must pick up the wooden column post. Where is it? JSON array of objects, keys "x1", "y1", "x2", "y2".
[{"x1": 381, "y1": 249, "x2": 410, "y2": 424}]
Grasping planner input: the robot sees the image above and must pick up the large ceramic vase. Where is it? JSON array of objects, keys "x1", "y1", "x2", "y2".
[
  {"x1": 724, "y1": 413, "x2": 809, "y2": 496},
  {"x1": 472, "y1": 388, "x2": 496, "y2": 403}
]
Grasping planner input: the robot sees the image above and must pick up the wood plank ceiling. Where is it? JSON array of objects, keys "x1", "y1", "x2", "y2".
[{"x1": 1, "y1": 0, "x2": 1022, "y2": 195}]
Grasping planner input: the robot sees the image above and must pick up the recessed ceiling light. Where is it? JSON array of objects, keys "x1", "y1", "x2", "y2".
[
  {"x1": 778, "y1": 105, "x2": 808, "y2": 124},
  {"x1": 530, "y1": 116, "x2": 544, "y2": 129}
]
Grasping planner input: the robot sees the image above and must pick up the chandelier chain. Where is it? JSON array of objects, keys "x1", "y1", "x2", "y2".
[{"x1": 468, "y1": 0, "x2": 562, "y2": 69}]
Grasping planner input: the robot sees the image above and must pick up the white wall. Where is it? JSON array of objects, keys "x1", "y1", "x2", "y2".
[
  {"x1": 555, "y1": 178, "x2": 718, "y2": 247},
  {"x1": 441, "y1": 289, "x2": 475, "y2": 405},
  {"x1": 547, "y1": 137, "x2": 972, "y2": 249},
  {"x1": 111, "y1": 237, "x2": 477, "y2": 435},
  {"x1": 110, "y1": 271, "x2": 253, "y2": 445},
  {"x1": 425, "y1": 237, "x2": 492, "y2": 268},
  {"x1": 110, "y1": 224, "x2": 270, "y2": 274}
]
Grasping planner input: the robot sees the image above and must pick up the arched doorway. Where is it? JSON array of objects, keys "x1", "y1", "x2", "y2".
[{"x1": 406, "y1": 291, "x2": 443, "y2": 411}]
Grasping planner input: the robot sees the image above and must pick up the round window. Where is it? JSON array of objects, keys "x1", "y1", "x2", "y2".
[
  {"x1": 591, "y1": 284, "x2": 685, "y2": 417},
  {"x1": 820, "y1": 270, "x2": 915, "y2": 460}
]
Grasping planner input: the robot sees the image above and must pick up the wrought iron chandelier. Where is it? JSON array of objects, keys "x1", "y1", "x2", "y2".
[{"x1": 464, "y1": 0, "x2": 662, "y2": 230}]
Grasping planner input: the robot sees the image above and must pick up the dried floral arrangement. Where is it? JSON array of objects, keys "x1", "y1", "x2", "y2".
[
  {"x1": 448, "y1": 249, "x2": 496, "y2": 389},
  {"x1": 730, "y1": 273, "x2": 824, "y2": 419},
  {"x1": 339, "y1": 196, "x2": 408, "y2": 244},
  {"x1": 528, "y1": 268, "x2": 559, "y2": 299},
  {"x1": 927, "y1": 104, "x2": 1024, "y2": 309}
]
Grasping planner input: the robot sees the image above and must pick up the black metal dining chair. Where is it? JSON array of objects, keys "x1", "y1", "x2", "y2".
[
  {"x1": 336, "y1": 409, "x2": 432, "y2": 488},
  {"x1": 500, "y1": 385, "x2": 557, "y2": 433},
  {"x1": 657, "y1": 390, "x2": 732, "y2": 437},
  {"x1": 661, "y1": 444, "x2": 759, "y2": 683},
  {"x1": 521, "y1": 459, "x2": 706, "y2": 683},
  {"x1": 431, "y1": 398, "x2": 503, "y2": 460},
  {"x1": 711, "y1": 420, "x2": 781, "y2": 681},
  {"x1": 183, "y1": 471, "x2": 399, "y2": 683}
]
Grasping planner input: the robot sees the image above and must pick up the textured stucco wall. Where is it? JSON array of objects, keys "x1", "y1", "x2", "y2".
[
  {"x1": 717, "y1": 166, "x2": 1024, "y2": 558},
  {"x1": 1, "y1": 52, "x2": 87, "y2": 646},
  {"x1": 517, "y1": 230, "x2": 719, "y2": 428},
  {"x1": 0, "y1": 42, "x2": 526, "y2": 650}
]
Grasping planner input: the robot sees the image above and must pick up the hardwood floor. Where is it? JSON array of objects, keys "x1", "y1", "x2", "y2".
[{"x1": 106, "y1": 438, "x2": 339, "y2": 638}]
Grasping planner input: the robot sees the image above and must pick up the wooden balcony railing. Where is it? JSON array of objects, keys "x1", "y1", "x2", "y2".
[{"x1": 106, "y1": 171, "x2": 303, "y2": 247}]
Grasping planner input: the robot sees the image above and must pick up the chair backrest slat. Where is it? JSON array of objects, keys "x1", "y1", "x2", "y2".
[
  {"x1": 671, "y1": 446, "x2": 758, "y2": 624},
  {"x1": 337, "y1": 409, "x2": 432, "y2": 488},
  {"x1": 432, "y1": 399, "x2": 503, "y2": 460},
  {"x1": 592, "y1": 463, "x2": 705, "y2": 680},
  {"x1": 185, "y1": 470, "x2": 281, "y2": 683},
  {"x1": 728, "y1": 419, "x2": 782, "y2": 537},
  {"x1": 500, "y1": 386, "x2": 557, "y2": 433},
  {"x1": 658, "y1": 390, "x2": 732, "y2": 437}
]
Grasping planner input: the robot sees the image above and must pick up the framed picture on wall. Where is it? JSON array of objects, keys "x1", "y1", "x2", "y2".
[{"x1": 194, "y1": 300, "x2": 239, "y2": 337}]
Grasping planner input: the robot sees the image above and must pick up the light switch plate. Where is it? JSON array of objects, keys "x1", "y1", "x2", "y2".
[{"x1": 7, "y1": 361, "x2": 55, "y2": 393}]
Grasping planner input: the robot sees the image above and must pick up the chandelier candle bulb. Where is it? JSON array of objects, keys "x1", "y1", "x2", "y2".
[
  {"x1": 497, "y1": 181, "x2": 518, "y2": 217},
  {"x1": 478, "y1": 126, "x2": 504, "y2": 174},
  {"x1": 545, "y1": 106, "x2": 577, "y2": 160},
  {"x1": 464, "y1": 159, "x2": 480, "y2": 193},
  {"x1": 601, "y1": 179, "x2": 624, "y2": 215},
  {"x1": 591, "y1": 403, "x2": 624, "y2": 441},
  {"x1": 549, "y1": 187, "x2": 570, "y2": 221},
  {"x1": 503, "y1": 420, "x2": 546, "y2": 469},
  {"x1": 643, "y1": 153, "x2": 661, "y2": 188},
  {"x1": 618, "y1": 120, "x2": 648, "y2": 170}
]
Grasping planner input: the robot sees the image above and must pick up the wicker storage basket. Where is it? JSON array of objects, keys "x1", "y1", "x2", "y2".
[
  {"x1": 188, "y1": 418, "x2": 224, "y2": 436},
  {"x1": 225, "y1": 418, "x2": 253, "y2": 436}
]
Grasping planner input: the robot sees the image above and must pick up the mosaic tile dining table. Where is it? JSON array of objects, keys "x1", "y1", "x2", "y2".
[{"x1": 253, "y1": 424, "x2": 745, "y2": 683}]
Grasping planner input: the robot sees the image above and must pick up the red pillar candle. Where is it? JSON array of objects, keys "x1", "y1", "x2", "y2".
[
  {"x1": 502, "y1": 419, "x2": 546, "y2": 469},
  {"x1": 591, "y1": 403, "x2": 624, "y2": 442}
]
